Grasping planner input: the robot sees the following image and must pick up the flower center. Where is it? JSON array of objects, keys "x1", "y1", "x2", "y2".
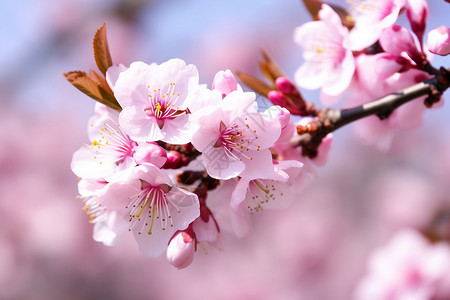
[
  {"x1": 214, "y1": 118, "x2": 261, "y2": 161},
  {"x1": 126, "y1": 182, "x2": 180, "y2": 235},
  {"x1": 144, "y1": 82, "x2": 190, "y2": 128},
  {"x1": 89, "y1": 121, "x2": 137, "y2": 166},
  {"x1": 246, "y1": 179, "x2": 284, "y2": 214}
]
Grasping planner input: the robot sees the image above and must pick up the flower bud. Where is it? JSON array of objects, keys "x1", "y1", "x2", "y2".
[
  {"x1": 166, "y1": 228, "x2": 196, "y2": 269},
  {"x1": 268, "y1": 90, "x2": 288, "y2": 107},
  {"x1": 212, "y1": 69, "x2": 237, "y2": 98},
  {"x1": 428, "y1": 26, "x2": 450, "y2": 56},
  {"x1": 162, "y1": 151, "x2": 187, "y2": 169},
  {"x1": 134, "y1": 143, "x2": 167, "y2": 168},
  {"x1": 275, "y1": 77, "x2": 298, "y2": 95}
]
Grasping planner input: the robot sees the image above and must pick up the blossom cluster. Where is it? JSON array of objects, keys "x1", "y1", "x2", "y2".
[
  {"x1": 68, "y1": 0, "x2": 449, "y2": 271},
  {"x1": 71, "y1": 60, "x2": 327, "y2": 268},
  {"x1": 294, "y1": 0, "x2": 449, "y2": 151}
]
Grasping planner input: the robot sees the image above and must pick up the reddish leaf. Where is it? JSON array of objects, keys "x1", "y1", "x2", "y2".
[
  {"x1": 93, "y1": 22, "x2": 113, "y2": 76},
  {"x1": 63, "y1": 71, "x2": 121, "y2": 111},
  {"x1": 259, "y1": 49, "x2": 286, "y2": 85},
  {"x1": 235, "y1": 72, "x2": 273, "y2": 97},
  {"x1": 302, "y1": 0, "x2": 323, "y2": 20}
]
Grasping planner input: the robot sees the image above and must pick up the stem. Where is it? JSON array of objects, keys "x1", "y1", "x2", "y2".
[
  {"x1": 334, "y1": 77, "x2": 438, "y2": 130},
  {"x1": 296, "y1": 67, "x2": 450, "y2": 158}
]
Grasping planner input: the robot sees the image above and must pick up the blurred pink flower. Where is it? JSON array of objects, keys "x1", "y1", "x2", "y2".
[
  {"x1": 349, "y1": 54, "x2": 431, "y2": 151},
  {"x1": 354, "y1": 229, "x2": 450, "y2": 300},
  {"x1": 346, "y1": 0, "x2": 405, "y2": 51},
  {"x1": 294, "y1": 4, "x2": 355, "y2": 102},
  {"x1": 427, "y1": 26, "x2": 450, "y2": 56}
]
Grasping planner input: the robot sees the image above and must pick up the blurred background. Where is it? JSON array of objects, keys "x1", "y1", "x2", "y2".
[{"x1": 0, "y1": 0, "x2": 449, "y2": 299}]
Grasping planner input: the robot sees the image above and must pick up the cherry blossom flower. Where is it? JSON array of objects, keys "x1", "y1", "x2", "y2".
[
  {"x1": 191, "y1": 90, "x2": 281, "y2": 180},
  {"x1": 71, "y1": 106, "x2": 137, "y2": 180},
  {"x1": 113, "y1": 59, "x2": 199, "y2": 144},
  {"x1": 354, "y1": 229, "x2": 450, "y2": 300},
  {"x1": 345, "y1": 0, "x2": 405, "y2": 51},
  {"x1": 428, "y1": 26, "x2": 450, "y2": 56},
  {"x1": 294, "y1": 4, "x2": 355, "y2": 102},
  {"x1": 230, "y1": 160, "x2": 304, "y2": 214},
  {"x1": 98, "y1": 164, "x2": 199, "y2": 257}
]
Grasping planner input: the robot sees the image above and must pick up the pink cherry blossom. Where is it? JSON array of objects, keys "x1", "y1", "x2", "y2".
[
  {"x1": 230, "y1": 159, "x2": 304, "y2": 214},
  {"x1": 346, "y1": 0, "x2": 405, "y2": 51},
  {"x1": 428, "y1": 26, "x2": 450, "y2": 56},
  {"x1": 113, "y1": 59, "x2": 199, "y2": 144},
  {"x1": 166, "y1": 226, "x2": 196, "y2": 269},
  {"x1": 98, "y1": 164, "x2": 200, "y2": 257},
  {"x1": 294, "y1": 4, "x2": 355, "y2": 101},
  {"x1": 191, "y1": 90, "x2": 281, "y2": 180},
  {"x1": 354, "y1": 229, "x2": 450, "y2": 300},
  {"x1": 77, "y1": 178, "x2": 129, "y2": 247},
  {"x1": 71, "y1": 107, "x2": 137, "y2": 180}
]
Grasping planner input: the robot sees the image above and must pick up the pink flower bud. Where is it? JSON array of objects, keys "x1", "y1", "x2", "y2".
[
  {"x1": 268, "y1": 90, "x2": 288, "y2": 107},
  {"x1": 212, "y1": 69, "x2": 237, "y2": 98},
  {"x1": 162, "y1": 151, "x2": 182, "y2": 169},
  {"x1": 428, "y1": 26, "x2": 450, "y2": 56},
  {"x1": 166, "y1": 229, "x2": 196, "y2": 269},
  {"x1": 133, "y1": 143, "x2": 167, "y2": 168},
  {"x1": 275, "y1": 77, "x2": 298, "y2": 95}
]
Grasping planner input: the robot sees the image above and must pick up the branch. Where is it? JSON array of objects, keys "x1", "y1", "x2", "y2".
[{"x1": 295, "y1": 67, "x2": 450, "y2": 158}]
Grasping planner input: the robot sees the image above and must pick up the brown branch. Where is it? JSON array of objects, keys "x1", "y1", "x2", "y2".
[{"x1": 295, "y1": 67, "x2": 450, "y2": 158}]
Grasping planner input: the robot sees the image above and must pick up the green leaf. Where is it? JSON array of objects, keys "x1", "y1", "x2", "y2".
[{"x1": 93, "y1": 22, "x2": 113, "y2": 76}]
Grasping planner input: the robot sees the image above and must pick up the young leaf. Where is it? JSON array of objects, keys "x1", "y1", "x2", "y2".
[
  {"x1": 235, "y1": 72, "x2": 272, "y2": 97},
  {"x1": 259, "y1": 49, "x2": 285, "y2": 85},
  {"x1": 63, "y1": 71, "x2": 121, "y2": 111},
  {"x1": 302, "y1": 0, "x2": 323, "y2": 20},
  {"x1": 93, "y1": 22, "x2": 113, "y2": 76}
]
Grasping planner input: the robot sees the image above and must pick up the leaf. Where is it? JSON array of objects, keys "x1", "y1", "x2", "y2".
[
  {"x1": 93, "y1": 22, "x2": 113, "y2": 76},
  {"x1": 259, "y1": 49, "x2": 285, "y2": 85},
  {"x1": 63, "y1": 71, "x2": 122, "y2": 111},
  {"x1": 235, "y1": 72, "x2": 273, "y2": 97},
  {"x1": 302, "y1": 0, "x2": 323, "y2": 20}
]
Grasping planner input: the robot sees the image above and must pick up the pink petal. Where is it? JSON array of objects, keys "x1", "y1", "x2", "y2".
[
  {"x1": 212, "y1": 69, "x2": 237, "y2": 97},
  {"x1": 380, "y1": 25, "x2": 421, "y2": 61},
  {"x1": 119, "y1": 106, "x2": 164, "y2": 142}
]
